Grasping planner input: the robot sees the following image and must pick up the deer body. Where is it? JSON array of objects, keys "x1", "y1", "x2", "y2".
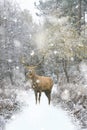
[
  {"x1": 21, "y1": 56, "x2": 53, "y2": 104},
  {"x1": 25, "y1": 69, "x2": 53, "y2": 104}
]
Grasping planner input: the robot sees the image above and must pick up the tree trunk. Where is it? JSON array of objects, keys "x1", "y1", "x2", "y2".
[
  {"x1": 83, "y1": 0, "x2": 86, "y2": 35},
  {"x1": 62, "y1": 58, "x2": 69, "y2": 83},
  {"x1": 78, "y1": 0, "x2": 82, "y2": 35}
]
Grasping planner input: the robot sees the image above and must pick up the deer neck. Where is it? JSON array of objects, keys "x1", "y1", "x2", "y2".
[{"x1": 31, "y1": 74, "x2": 38, "y2": 82}]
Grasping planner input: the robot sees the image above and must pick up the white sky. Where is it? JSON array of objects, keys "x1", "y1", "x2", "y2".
[
  {"x1": 16, "y1": 0, "x2": 39, "y2": 11},
  {"x1": 15, "y1": 0, "x2": 41, "y2": 23}
]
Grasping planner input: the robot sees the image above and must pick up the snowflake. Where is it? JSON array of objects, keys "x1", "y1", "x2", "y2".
[
  {"x1": 16, "y1": 66, "x2": 19, "y2": 70},
  {"x1": 14, "y1": 40, "x2": 21, "y2": 47},
  {"x1": 36, "y1": 79, "x2": 40, "y2": 83},
  {"x1": 13, "y1": 18, "x2": 17, "y2": 23},
  {"x1": 54, "y1": 50, "x2": 58, "y2": 55},
  {"x1": 7, "y1": 59, "x2": 12, "y2": 63},
  {"x1": 61, "y1": 89, "x2": 70, "y2": 101},
  {"x1": 30, "y1": 50, "x2": 35, "y2": 56},
  {"x1": 71, "y1": 57, "x2": 74, "y2": 61}
]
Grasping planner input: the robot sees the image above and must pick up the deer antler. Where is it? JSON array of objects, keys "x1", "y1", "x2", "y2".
[
  {"x1": 21, "y1": 54, "x2": 45, "y2": 69},
  {"x1": 21, "y1": 57, "x2": 29, "y2": 66}
]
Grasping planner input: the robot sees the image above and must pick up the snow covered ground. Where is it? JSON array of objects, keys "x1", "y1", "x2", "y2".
[{"x1": 5, "y1": 90, "x2": 78, "y2": 130}]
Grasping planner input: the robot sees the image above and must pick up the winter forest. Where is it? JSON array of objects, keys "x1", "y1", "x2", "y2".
[{"x1": 0, "y1": 0, "x2": 87, "y2": 130}]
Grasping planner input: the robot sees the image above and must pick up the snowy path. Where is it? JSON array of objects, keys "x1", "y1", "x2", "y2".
[{"x1": 5, "y1": 90, "x2": 78, "y2": 130}]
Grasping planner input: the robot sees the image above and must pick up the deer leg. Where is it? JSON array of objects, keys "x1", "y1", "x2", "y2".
[
  {"x1": 34, "y1": 91, "x2": 37, "y2": 104},
  {"x1": 48, "y1": 93, "x2": 51, "y2": 105},
  {"x1": 45, "y1": 90, "x2": 51, "y2": 105},
  {"x1": 38, "y1": 91, "x2": 41, "y2": 103}
]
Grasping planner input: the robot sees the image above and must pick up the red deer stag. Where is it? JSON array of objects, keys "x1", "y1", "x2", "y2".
[{"x1": 22, "y1": 57, "x2": 53, "y2": 104}]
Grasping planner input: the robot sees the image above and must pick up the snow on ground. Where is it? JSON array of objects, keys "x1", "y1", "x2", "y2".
[{"x1": 5, "y1": 90, "x2": 78, "y2": 130}]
